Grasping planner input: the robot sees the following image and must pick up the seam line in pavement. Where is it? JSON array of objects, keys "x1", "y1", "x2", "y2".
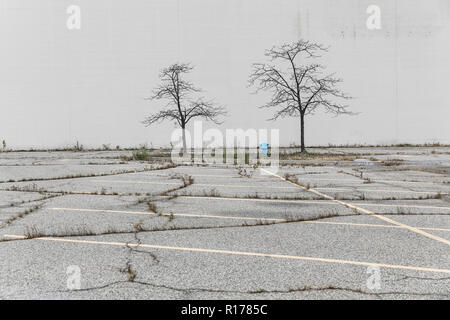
[
  {"x1": 93, "y1": 180, "x2": 447, "y2": 194},
  {"x1": 177, "y1": 196, "x2": 450, "y2": 211},
  {"x1": 4, "y1": 235, "x2": 450, "y2": 274},
  {"x1": 138, "y1": 173, "x2": 449, "y2": 185},
  {"x1": 49, "y1": 207, "x2": 450, "y2": 232},
  {"x1": 50, "y1": 207, "x2": 285, "y2": 222},
  {"x1": 315, "y1": 187, "x2": 447, "y2": 195},
  {"x1": 94, "y1": 180, "x2": 298, "y2": 189}
]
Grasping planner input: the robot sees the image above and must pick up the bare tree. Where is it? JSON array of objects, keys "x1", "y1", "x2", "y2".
[
  {"x1": 249, "y1": 40, "x2": 352, "y2": 152},
  {"x1": 144, "y1": 63, "x2": 226, "y2": 151}
]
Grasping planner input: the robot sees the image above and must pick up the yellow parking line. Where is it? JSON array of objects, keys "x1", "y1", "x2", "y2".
[{"x1": 4, "y1": 235, "x2": 450, "y2": 274}]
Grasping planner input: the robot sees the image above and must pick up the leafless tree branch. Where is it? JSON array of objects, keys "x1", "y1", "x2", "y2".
[{"x1": 144, "y1": 63, "x2": 227, "y2": 129}]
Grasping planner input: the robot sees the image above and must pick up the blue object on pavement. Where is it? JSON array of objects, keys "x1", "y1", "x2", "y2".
[{"x1": 260, "y1": 142, "x2": 269, "y2": 155}]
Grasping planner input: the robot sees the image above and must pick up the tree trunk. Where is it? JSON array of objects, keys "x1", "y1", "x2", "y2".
[
  {"x1": 300, "y1": 113, "x2": 306, "y2": 153},
  {"x1": 182, "y1": 126, "x2": 187, "y2": 154}
]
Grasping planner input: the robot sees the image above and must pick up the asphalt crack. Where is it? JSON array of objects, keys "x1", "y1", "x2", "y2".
[
  {"x1": 0, "y1": 163, "x2": 177, "y2": 184},
  {"x1": 0, "y1": 204, "x2": 44, "y2": 230},
  {"x1": 7, "y1": 212, "x2": 359, "y2": 242},
  {"x1": 57, "y1": 280, "x2": 450, "y2": 299}
]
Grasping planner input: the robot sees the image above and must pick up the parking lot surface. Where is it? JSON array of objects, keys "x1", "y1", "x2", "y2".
[{"x1": 0, "y1": 147, "x2": 449, "y2": 299}]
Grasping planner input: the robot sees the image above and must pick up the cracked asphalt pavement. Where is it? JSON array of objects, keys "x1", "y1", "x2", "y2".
[{"x1": 0, "y1": 148, "x2": 449, "y2": 299}]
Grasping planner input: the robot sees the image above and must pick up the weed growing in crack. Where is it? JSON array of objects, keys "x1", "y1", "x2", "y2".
[
  {"x1": 24, "y1": 225, "x2": 43, "y2": 239},
  {"x1": 169, "y1": 174, "x2": 194, "y2": 187},
  {"x1": 160, "y1": 174, "x2": 194, "y2": 196},
  {"x1": 237, "y1": 167, "x2": 252, "y2": 178},
  {"x1": 381, "y1": 159, "x2": 404, "y2": 167},
  {"x1": 0, "y1": 164, "x2": 176, "y2": 184},
  {"x1": 1, "y1": 204, "x2": 43, "y2": 229},
  {"x1": 284, "y1": 173, "x2": 298, "y2": 184},
  {"x1": 24, "y1": 224, "x2": 120, "y2": 239},
  {"x1": 147, "y1": 202, "x2": 158, "y2": 213},
  {"x1": 18, "y1": 211, "x2": 362, "y2": 241},
  {"x1": 132, "y1": 146, "x2": 150, "y2": 161},
  {"x1": 284, "y1": 173, "x2": 317, "y2": 192},
  {"x1": 122, "y1": 262, "x2": 136, "y2": 282},
  {"x1": 396, "y1": 207, "x2": 412, "y2": 215},
  {"x1": 7, "y1": 183, "x2": 46, "y2": 193},
  {"x1": 134, "y1": 222, "x2": 145, "y2": 232},
  {"x1": 202, "y1": 188, "x2": 221, "y2": 197},
  {"x1": 363, "y1": 177, "x2": 372, "y2": 184},
  {"x1": 245, "y1": 192, "x2": 260, "y2": 199},
  {"x1": 73, "y1": 141, "x2": 84, "y2": 152}
]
